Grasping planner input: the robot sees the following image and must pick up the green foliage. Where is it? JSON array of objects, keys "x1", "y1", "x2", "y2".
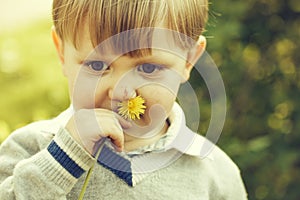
[
  {"x1": 0, "y1": 20, "x2": 69, "y2": 141},
  {"x1": 0, "y1": 1, "x2": 299, "y2": 199},
  {"x1": 203, "y1": 1, "x2": 300, "y2": 199}
]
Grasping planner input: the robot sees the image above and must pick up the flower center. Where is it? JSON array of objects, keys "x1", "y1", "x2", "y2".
[{"x1": 117, "y1": 95, "x2": 146, "y2": 120}]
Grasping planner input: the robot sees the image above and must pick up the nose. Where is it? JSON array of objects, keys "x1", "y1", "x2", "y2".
[
  {"x1": 108, "y1": 85, "x2": 136, "y2": 101},
  {"x1": 107, "y1": 69, "x2": 137, "y2": 101}
]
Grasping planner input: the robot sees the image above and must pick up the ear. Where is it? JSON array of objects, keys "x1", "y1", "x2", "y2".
[
  {"x1": 51, "y1": 26, "x2": 65, "y2": 64},
  {"x1": 183, "y1": 35, "x2": 206, "y2": 81}
]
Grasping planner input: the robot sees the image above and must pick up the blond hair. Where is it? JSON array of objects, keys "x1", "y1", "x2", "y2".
[{"x1": 52, "y1": 0, "x2": 208, "y2": 53}]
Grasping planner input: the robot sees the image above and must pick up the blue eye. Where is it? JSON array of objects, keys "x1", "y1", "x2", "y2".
[
  {"x1": 83, "y1": 61, "x2": 108, "y2": 72},
  {"x1": 137, "y1": 63, "x2": 163, "y2": 74}
]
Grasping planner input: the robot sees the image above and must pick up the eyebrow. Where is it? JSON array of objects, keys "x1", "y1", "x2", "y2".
[{"x1": 135, "y1": 55, "x2": 178, "y2": 68}]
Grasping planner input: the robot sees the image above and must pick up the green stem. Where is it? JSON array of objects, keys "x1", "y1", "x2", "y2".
[{"x1": 78, "y1": 139, "x2": 105, "y2": 200}]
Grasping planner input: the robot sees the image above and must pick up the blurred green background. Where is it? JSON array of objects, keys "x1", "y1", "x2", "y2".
[{"x1": 0, "y1": 0, "x2": 299, "y2": 200}]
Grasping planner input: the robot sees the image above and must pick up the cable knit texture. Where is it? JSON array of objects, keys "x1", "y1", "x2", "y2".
[{"x1": 0, "y1": 106, "x2": 247, "y2": 200}]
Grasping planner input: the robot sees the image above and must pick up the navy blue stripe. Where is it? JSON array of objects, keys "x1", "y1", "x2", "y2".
[
  {"x1": 47, "y1": 141, "x2": 85, "y2": 178},
  {"x1": 98, "y1": 145, "x2": 133, "y2": 187}
]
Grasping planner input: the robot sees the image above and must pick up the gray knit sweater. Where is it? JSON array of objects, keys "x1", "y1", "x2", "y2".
[{"x1": 0, "y1": 105, "x2": 247, "y2": 199}]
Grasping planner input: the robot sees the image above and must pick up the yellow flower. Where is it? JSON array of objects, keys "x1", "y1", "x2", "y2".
[{"x1": 117, "y1": 95, "x2": 146, "y2": 120}]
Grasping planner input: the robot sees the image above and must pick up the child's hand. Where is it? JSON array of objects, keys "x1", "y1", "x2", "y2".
[{"x1": 65, "y1": 109, "x2": 131, "y2": 155}]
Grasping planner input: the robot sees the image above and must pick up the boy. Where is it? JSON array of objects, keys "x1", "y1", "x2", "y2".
[{"x1": 0, "y1": 0, "x2": 247, "y2": 199}]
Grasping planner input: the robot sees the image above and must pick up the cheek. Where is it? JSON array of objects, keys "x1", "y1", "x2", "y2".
[
  {"x1": 93, "y1": 81, "x2": 111, "y2": 109},
  {"x1": 140, "y1": 85, "x2": 177, "y2": 115},
  {"x1": 68, "y1": 71, "x2": 101, "y2": 110}
]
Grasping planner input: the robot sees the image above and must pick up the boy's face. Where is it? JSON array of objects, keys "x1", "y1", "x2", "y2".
[{"x1": 54, "y1": 26, "x2": 205, "y2": 133}]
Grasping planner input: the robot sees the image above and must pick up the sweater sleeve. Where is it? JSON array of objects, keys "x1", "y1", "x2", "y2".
[
  {"x1": 0, "y1": 126, "x2": 94, "y2": 200},
  {"x1": 210, "y1": 145, "x2": 248, "y2": 200}
]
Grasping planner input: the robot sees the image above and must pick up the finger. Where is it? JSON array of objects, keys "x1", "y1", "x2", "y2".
[
  {"x1": 114, "y1": 113, "x2": 132, "y2": 129},
  {"x1": 94, "y1": 108, "x2": 132, "y2": 129},
  {"x1": 93, "y1": 109, "x2": 125, "y2": 150},
  {"x1": 106, "y1": 130, "x2": 124, "y2": 151}
]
